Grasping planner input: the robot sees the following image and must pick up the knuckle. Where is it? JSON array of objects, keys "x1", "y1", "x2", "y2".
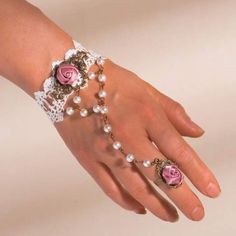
[
  {"x1": 172, "y1": 101, "x2": 185, "y2": 115},
  {"x1": 131, "y1": 184, "x2": 147, "y2": 197},
  {"x1": 174, "y1": 142, "x2": 193, "y2": 165},
  {"x1": 143, "y1": 105, "x2": 155, "y2": 121},
  {"x1": 92, "y1": 135, "x2": 108, "y2": 153},
  {"x1": 113, "y1": 157, "x2": 132, "y2": 169}
]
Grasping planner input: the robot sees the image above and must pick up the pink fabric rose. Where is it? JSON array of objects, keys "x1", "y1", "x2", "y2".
[
  {"x1": 161, "y1": 164, "x2": 183, "y2": 187},
  {"x1": 56, "y1": 64, "x2": 79, "y2": 85}
]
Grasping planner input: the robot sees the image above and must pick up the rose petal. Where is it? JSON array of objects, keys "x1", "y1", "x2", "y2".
[
  {"x1": 161, "y1": 164, "x2": 183, "y2": 187},
  {"x1": 56, "y1": 64, "x2": 79, "y2": 85}
]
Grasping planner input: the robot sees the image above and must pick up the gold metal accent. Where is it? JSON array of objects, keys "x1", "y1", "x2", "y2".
[
  {"x1": 50, "y1": 51, "x2": 90, "y2": 100},
  {"x1": 51, "y1": 81, "x2": 74, "y2": 99},
  {"x1": 119, "y1": 147, "x2": 127, "y2": 156}
]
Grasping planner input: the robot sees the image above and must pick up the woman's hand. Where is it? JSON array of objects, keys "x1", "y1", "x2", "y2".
[
  {"x1": 54, "y1": 59, "x2": 221, "y2": 222},
  {"x1": 0, "y1": 0, "x2": 220, "y2": 223}
]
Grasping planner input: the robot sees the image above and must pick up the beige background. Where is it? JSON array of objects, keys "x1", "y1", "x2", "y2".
[{"x1": 0, "y1": 0, "x2": 235, "y2": 235}]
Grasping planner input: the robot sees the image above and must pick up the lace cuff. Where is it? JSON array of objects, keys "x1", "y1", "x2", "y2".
[{"x1": 34, "y1": 40, "x2": 105, "y2": 123}]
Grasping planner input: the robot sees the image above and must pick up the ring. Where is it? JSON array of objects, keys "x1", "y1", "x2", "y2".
[{"x1": 152, "y1": 158, "x2": 184, "y2": 188}]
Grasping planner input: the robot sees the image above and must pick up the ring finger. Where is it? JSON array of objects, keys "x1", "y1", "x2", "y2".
[
  {"x1": 102, "y1": 148, "x2": 179, "y2": 222},
  {"x1": 126, "y1": 136, "x2": 205, "y2": 221}
]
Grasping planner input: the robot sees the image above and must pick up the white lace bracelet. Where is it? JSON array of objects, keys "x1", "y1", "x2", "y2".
[
  {"x1": 34, "y1": 40, "x2": 105, "y2": 123},
  {"x1": 33, "y1": 40, "x2": 184, "y2": 188}
]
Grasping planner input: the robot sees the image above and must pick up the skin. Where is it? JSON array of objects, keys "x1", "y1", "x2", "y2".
[{"x1": 0, "y1": 0, "x2": 221, "y2": 222}]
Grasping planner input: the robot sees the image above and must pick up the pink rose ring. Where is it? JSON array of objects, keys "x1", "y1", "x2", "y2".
[{"x1": 153, "y1": 158, "x2": 184, "y2": 188}]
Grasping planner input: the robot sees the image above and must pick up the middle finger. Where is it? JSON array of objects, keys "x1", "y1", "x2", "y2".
[{"x1": 145, "y1": 110, "x2": 221, "y2": 198}]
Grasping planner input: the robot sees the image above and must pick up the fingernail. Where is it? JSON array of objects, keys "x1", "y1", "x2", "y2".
[
  {"x1": 191, "y1": 206, "x2": 204, "y2": 221},
  {"x1": 191, "y1": 120, "x2": 205, "y2": 133},
  {"x1": 135, "y1": 208, "x2": 147, "y2": 214},
  {"x1": 168, "y1": 211, "x2": 179, "y2": 222},
  {"x1": 206, "y1": 182, "x2": 221, "y2": 198}
]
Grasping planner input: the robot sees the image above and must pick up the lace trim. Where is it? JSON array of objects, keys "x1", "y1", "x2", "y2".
[{"x1": 34, "y1": 40, "x2": 105, "y2": 123}]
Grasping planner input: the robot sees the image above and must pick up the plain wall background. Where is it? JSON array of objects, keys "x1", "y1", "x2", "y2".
[{"x1": 0, "y1": 0, "x2": 235, "y2": 235}]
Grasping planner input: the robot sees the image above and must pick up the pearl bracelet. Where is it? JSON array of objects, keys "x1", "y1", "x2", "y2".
[{"x1": 34, "y1": 40, "x2": 184, "y2": 188}]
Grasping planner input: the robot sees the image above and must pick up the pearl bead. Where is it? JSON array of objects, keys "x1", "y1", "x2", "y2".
[
  {"x1": 88, "y1": 71, "x2": 96, "y2": 80},
  {"x1": 100, "y1": 106, "x2": 108, "y2": 114},
  {"x1": 143, "y1": 160, "x2": 151, "y2": 168},
  {"x1": 98, "y1": 90, "x2": 107, "y2": 98},
  {"x1": 80, "y1": 108, "x2": 88, "y2": 117},
  {"x1": 113, "y1": 141, "x2": 121, "y2": 150},
  {"x1": 73, "y1": 96, "x2": 81, "y2": 104},
  {"x1": 96, "y1": 57, "x2": 105, "y2": 66},
  {"x1": 126, "y1": 154, "x2": 135, "y2": 163},
  {"x1": 93, "y1": 104, "x2": 101, "y2": 113},
  {"x1": 98, "y1": 74, "x2": 106, "y2": 82},
  {"x1": 103, "y1": 124, "x2": 112, "y2": 133},
  {"x1": 66, "y1": 107, "x2": 74, "y2": 116}
]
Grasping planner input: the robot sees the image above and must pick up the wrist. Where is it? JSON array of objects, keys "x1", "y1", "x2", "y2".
[
  {"x1": 22, "y1": 35, "x2": 75, "y2": 98},
  {"x1": 0, "y1": 1, "x2": 74, "y2": 98}
]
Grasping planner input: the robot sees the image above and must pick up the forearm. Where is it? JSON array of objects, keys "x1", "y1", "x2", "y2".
[{"x1": 0, "y1": 0, "x2": 74, "y2": 97}]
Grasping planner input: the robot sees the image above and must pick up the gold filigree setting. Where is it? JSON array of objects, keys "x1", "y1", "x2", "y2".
[{"x1": 50, "y1": 51, "x2": 90, "y2": 100}]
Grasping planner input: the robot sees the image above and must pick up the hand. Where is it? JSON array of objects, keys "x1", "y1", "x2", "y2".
[
  {"x1": 0, "y1": 0, "x2": 220, "y2": 223},
  {"x1": 53, "y1": 59, "x2": 221, "y2": 222}
]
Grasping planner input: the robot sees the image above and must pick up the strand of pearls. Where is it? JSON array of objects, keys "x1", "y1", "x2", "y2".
[
  {"x1": 35, "y1": 40, "x2": 183, "y2": 188},
  {"x1": 64, "y1": 57, "x2": 155, "y2": 168}
]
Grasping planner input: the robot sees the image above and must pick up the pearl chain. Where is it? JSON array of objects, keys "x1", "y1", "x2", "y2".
[{"x1": 65, "y1": 57, "x2": 155, "y2": 168}]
